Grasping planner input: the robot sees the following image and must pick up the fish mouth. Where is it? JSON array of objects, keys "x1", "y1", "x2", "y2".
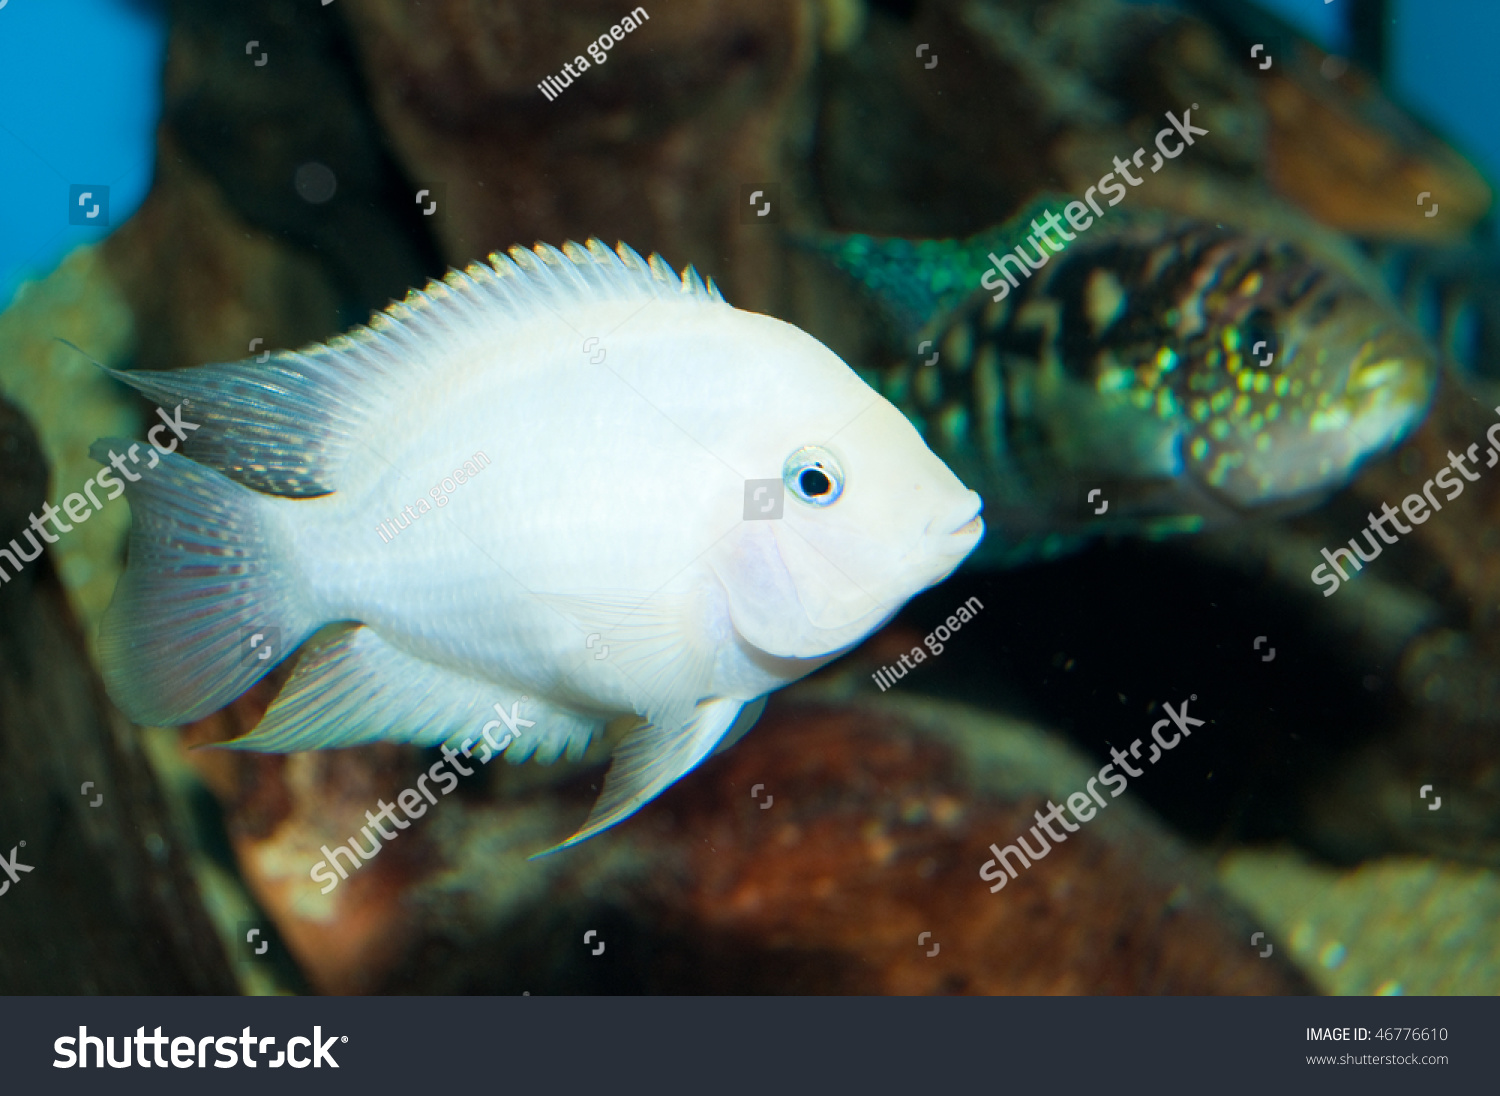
[
  {"x1": 1340, "y1": 326, "x2": 1438, "y2": 445},
  {"x1": 1346, "y1": 343, "x2": 1435, "y2": 409},
  {"x1": 924, "y1": 491, "x2": 986, "y2": 559}
]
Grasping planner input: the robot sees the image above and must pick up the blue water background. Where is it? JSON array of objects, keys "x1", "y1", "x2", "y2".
[
  {"x1": 0, "y1": 0, "x2": 1496, "y2": 307},
  {"x1": 0, "y1": 0, "x2": 164, "y2": 308},
  {"x1": 1258, "y1": 0, "x2": 1500, "y2": 215}
]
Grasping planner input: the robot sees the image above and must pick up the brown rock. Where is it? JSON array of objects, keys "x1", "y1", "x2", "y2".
[
  {"x1": 0, "y1": 394, "x2": 236, "y2": 993},
  {"x1": 1261, "y1": 46, "x2": 1490, "y2": 241},
  {"x1": 649, "y1": 698, "x2": 1306, "y2": 994},
  {"x1": 339, "y1": 0, "x2": 821, "y2": 314},
  {"x1": 208, "y1": 685, "x2": 1309, "y2": 994},
  {"x1": 159, "y1": 0, "x2": 441, "y2": 312},
  {"x1": 103, "y1": 135, "x2": 343, "y2": 373}
]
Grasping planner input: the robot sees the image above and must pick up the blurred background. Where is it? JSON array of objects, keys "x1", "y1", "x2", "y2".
[
  {"x1": 1, "y1": 0, "x2": 1498, "y2": 995},
  {"x1": 4, "y1": 0, "x2": 1500, "y2": 307}
]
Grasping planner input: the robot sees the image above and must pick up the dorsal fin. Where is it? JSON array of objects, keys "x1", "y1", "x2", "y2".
[
  {"x1": 796, "y1": 193, "x2": 1077, "y2": 335},
  {"x1": 95, "y1": 239, "x2": 727, "y2": 497}
]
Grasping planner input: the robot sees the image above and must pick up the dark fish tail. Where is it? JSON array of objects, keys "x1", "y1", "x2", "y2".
[{"x1": 792, "y1": 193, "x2": 1077, "y2": 335}]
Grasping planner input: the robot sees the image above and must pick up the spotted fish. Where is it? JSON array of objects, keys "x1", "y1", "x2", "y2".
[{"x1": 806, "y1": 195, "x2": 1439, "y2": 565}]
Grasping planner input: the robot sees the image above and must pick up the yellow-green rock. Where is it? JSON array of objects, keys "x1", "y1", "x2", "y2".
[
  {"x1": 0, "y1": 245, "x2": 139, "y2": 636},
  {"x1": 1220, "y1": 849, "x2": 1500, "y2": 995}
]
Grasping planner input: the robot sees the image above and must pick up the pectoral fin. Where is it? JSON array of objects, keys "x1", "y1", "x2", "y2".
[{"x1": 533, "y1": 589, "x2": 718, "y2": 733}]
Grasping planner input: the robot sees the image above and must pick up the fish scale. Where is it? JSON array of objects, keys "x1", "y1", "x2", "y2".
[{"x1": 806, "y1": 198, "x2": 1439, "y2": 566}]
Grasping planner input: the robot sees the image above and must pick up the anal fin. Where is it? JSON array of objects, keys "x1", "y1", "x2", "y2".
[
  {"x1": 533, "y1": 696, "x2": 745, "y2": 856},
  {"x1": 224, "y1": 623, "x2": 601, "y2": 762}
]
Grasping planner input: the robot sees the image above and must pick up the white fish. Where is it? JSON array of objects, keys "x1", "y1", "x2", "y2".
[{"x1": 92, "y1": 239, "x2": 984, "y2": 852}]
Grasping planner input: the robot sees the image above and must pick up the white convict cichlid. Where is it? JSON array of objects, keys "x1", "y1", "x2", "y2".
[{"x1": 92, "y1": 239, "x2": 984, "y2": 852}]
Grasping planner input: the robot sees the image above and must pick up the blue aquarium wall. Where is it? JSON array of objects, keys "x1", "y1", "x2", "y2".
[{"x1": 0, "y1": 0, "x2": 165, "y2": 308}]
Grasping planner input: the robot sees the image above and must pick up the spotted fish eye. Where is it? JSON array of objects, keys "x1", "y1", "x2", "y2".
[
  {"x1": 1243, "y1": 307, "x2": 1279, "y2": 362},
  {"x1": 782, "y1": 445, "x2": 844, "y2": 507}
]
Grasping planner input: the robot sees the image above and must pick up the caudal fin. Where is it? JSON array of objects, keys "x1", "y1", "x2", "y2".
[
  {"x1": 90, "y1": 440, "x2": 319, "y2": 726},
  {"x1": 794, "y1": 192, "x2": 1079, "y2": 334}
]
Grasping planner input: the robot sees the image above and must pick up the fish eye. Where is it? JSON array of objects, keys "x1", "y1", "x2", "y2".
[
  {"x1": 1243, "y1": 307, "x2": 1278, "y2": 360},
  {"x1": 782, "y1": 445, "x2": 844, "y2": 507}
]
